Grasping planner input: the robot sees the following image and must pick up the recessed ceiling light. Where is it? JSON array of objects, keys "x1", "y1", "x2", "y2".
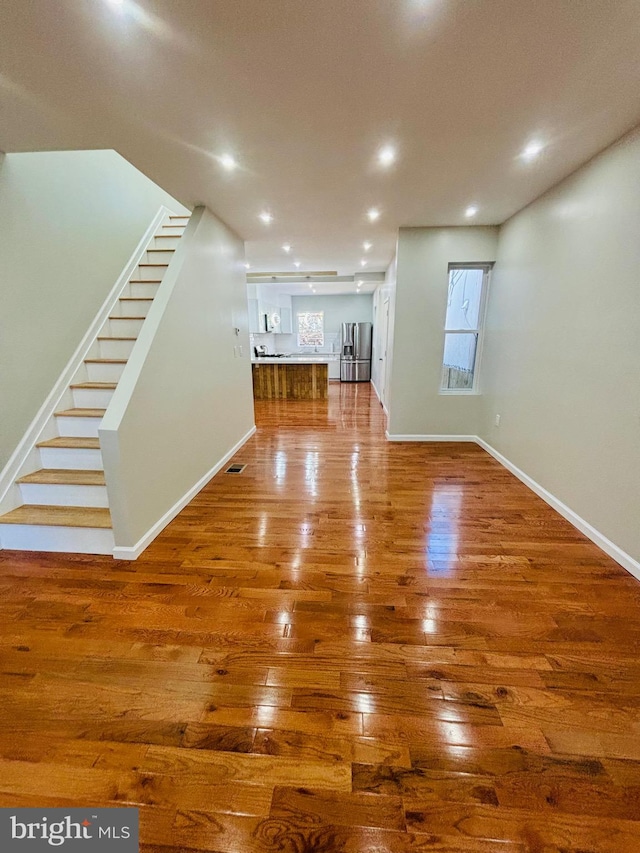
[
  {"x1": 378, "y1": 146, "x2": 396, "y2": 167},
  {"x1": 521, "y1": 140, "x2": 545, "y2": 162},
  {"x1": 360, "y1": 259, "x2": 367, "y2": 267},
  {"x1": 258, "y1": 211, "x2": 273, "y2": 224},
  {"x1": 367, "y1": 208, "x2": 380, "y2": 222},
  {"x1": 308, "y1": 283, "x2": 313, "y2": 288},
  {"x1": 294, "y1": 261, "x2": 301, "y2": 268},
  {"x1": 219, "y1": 154, "x2": 237, "y2": 171},
  {"x1": 363, "y1": 242, "x2": 372, "y2": 251},
  {"x1": 357, "y1": 280, "x2": 364, "y2": 285},
  {"x1": 465, "y1": 205, "x2": 478, "y2": 218},
  {"x1": 282, "y1": 243, "x2": 291, "y2": 253},
  {"x1": 244, "y1": 262, "x2": 251, "y2": 270},
  {"x1": 109, "y1": 0, "x2": 124, "y2": 5}
]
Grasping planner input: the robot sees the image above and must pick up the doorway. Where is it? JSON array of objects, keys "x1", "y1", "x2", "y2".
[{"x1": 377, "y1": 297, "x2": 391, "y2": 412}]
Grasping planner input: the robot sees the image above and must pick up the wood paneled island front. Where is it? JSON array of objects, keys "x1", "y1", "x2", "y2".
[{"x1": 252, "y1": 358, "x2": 329, "y2": 400}]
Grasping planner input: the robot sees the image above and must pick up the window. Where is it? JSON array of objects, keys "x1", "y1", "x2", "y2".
[
  {"x1": 297, "y1": 311, "x2": 324, "y2": 347},
  {"x1": 440, "y1": 265, "x2": 491, "y2": 393}
]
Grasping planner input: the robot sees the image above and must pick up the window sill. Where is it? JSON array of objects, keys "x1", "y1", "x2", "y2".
[{"x1": 438, "y1": 388, "x2": 481, "y2": 396}]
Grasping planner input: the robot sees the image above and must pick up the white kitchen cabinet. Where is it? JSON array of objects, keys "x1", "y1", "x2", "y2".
[
  {"x1": 257, "y1": 301, "x2": 277, "y2": 332},
  {"x1": 271, "y1": 293, "x2": 292, "y2": 334},
  {"x1": 279, "y1": 306, "x2": 292, "y2": 334},
  {"x1": 248, "y1": 298, "x2": 261, "y2": 334},
  {"x1": 328, "y1": 356, "x2": 340, "y2": 379}
]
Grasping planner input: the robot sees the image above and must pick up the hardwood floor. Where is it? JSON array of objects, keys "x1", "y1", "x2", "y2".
[{"x1": 1, "y1": 382, "x2": 640, "y2": 852}]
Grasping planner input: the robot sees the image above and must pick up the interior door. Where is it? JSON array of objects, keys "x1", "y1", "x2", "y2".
[{"x1": 379, "y1": 298, "x2": 390, "y2": 408}]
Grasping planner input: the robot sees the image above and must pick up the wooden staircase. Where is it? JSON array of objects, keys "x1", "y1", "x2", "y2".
[{"x1": 0, "y1": 214, "x2": 190, "y2": 554}]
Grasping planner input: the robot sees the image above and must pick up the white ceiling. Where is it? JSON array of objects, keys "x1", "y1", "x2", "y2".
[{"x1": 2, "y1": 0, "x2": 640, "y2": 277}]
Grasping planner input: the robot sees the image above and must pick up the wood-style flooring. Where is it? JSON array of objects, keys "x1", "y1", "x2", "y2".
[{"x1": 1, "y1": 382, "x2": 639, "y2": 852}]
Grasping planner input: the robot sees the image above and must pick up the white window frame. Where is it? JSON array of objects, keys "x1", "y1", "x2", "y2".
[
  {"x1": 296, "y1": 310, "x2": 325, "y2": 348},
  {"x1": 439, "y1": 263, "x2": 492, "y2": 395}
]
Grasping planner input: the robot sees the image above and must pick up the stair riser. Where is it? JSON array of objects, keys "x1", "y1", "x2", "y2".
[
  {"x1": 160, "y1": 226, "x2": 186, "y2": 235},
  {"x1": 146, "y1": 249, "x2": 175, "y2": 264},
  {"x1": 72, "y1": 388, "x2": 115, "y2": 408},
  {"x1": 152, "y1": 235, "x2": 181, "y2": 248},
  {"x1": 39, "y1": 447, "x2": 103, "y2": 470},
  {"x1": 19, "y1": 483, "x2": 109, "y2": 508},
  {"x1": 108, "y1": 318, "x2": 144, "y2": 336},
  {"x1": 114, "y1": 299, "x2": 151, "y2": 318},
  {"x1": 136, "y1": 266, "x2": 167, "y2": 282},
  {"x1": 128, "y1": 281, "x2": 159, "y2": 298},
  {"x1": 55, "y1": 416, "x2": 103, "y2": 438},
  {"x1": 86, "y1": 362, "x2": 126, "y2": 382},
  {"x1": 0, "y1": 524, "x2": 114, "y2": 555},
  {"x1": 98, "y1": 339, "x2": 136, "y2": 359}
]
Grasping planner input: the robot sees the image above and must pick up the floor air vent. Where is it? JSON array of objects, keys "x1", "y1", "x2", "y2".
[{"x1": 225, "y1": 463, "x2": 247, "y2": 474}]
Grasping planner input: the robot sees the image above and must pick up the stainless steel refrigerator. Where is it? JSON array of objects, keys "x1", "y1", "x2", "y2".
[{"x1": 340, "y1": 322, "x2": 372, "y2": 382}]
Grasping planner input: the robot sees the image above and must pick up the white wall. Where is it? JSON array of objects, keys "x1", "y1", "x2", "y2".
[
  {"x1": 100, "y1": 206, "x2": 255, "y2": 553},
  {"x1": 387, "y1": 227, "x2": 498, "y2": 437},
  {"x1": 292, "y1": 293, "x2": 373, "y2": 352},
  {"x1": 0, "y1": 149, "x2": 188, "y2": 468},
  {"x1": 479, "y1": 128, "x2": 640, "y2": 565},
  {"x1": 253, "y1": 293, "x2": 374, "y2": 354},
  {"x1": 292, "y1": 294, "x2": 373, "y2": 333}
]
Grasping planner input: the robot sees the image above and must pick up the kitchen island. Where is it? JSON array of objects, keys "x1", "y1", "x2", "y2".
[{"x1": 252, "y1": 356, "x2": 332, "y2": 400}]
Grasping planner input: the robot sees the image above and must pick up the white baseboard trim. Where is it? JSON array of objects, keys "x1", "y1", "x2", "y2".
[
  {"x1": 385, "y1": 432, "x2": 477, "y2": 442},
  {"x1": 382, "y1": 430, "x2": 639, "y2": 579},
  {"x1": 112, "y1": 425, "x2": 257, "y2": 561},
  {"x1": 475, "y1": 437, "x2": 640, "y2": 582}
]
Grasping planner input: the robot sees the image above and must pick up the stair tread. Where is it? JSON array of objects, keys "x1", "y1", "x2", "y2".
[
  {"x1": 97, "y1": 336, "x2": 137, "y2": 341},
  {"x1": 138, "y1": 264, "x2": 169, "y2": 268},
  {"x1": 55, "y1": 408, "x2": 106, "y2": 418},
  {"x1": 84, "y1": 358, "x2": 127, "y2": 364},
  {"x1": 129, "y1": 280, "x2": 161, "y2": 284},
  {"x1": 119, "y1": 297, "x2": 153, "y2": 301},
  {"x1": 109, "y1": 315, "x2": 145, "y2": 320},
  {"x1": 169, "y1": 215, "x2": 190, "y2": 219},
  {"x1": 154, "y1": 235, "x2": 180, "y2": 238},
  {"x1": 0, "y1": 505, "x2": 111, "y2": 528},
  {"x1": 147, "y1": 248, "x2": 175, "y2": 252},
  {"x1": 37, "y1": 437, "x2": 100, "y2": 449},
  {"x1": 17, "y1": 469, "x2": 106, "y2": 486},
  {"x1": 70, "y1": 382, "x2": 117, "y2": 390}
]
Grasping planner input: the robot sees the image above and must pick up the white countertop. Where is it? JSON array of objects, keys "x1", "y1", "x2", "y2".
[{"x1": 252, "y1": 355, "x2": 337, "y2": 364}]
